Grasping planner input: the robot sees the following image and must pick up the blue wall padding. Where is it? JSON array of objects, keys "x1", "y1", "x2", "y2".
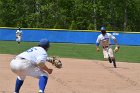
[
  {"x1": 0, "y1": 28, "x2": 140, "y2": 46},
  {"x1": 116, "y1": 33, "x2": 140, "y2": 45}
]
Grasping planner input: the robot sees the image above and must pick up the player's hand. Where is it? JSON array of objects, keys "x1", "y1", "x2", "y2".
[
  {"x1": 96, "y1": 47, "x2": 100, "y2": 52},
  {"x1": 114, "y1": 45, "x2": 120, "y2": 53},
  {"x1": 117, "y1": 45, "x2": 120, "y2": 49},
  {"x1": 47, "y1": 69, "x2": 53, "y2": 74}
]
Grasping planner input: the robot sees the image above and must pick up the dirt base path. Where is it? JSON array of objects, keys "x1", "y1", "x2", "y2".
[{"x1": 0, "y1": 54, "x2": 140, "y2": 93}]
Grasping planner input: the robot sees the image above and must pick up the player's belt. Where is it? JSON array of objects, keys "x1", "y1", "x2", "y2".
[
  {"x1": 14, "y1": 57, "x2": 26, "y2": 60},
  {"x1": 102, "y1": 46, "x2": 109, "y2": 48}
]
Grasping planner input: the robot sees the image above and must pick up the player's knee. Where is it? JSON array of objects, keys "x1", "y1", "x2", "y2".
[
  {"x1": 41, "y1": 73, "x2": 48, "y2": 78},
  {"x1": 110, "y1": 57, "x2": 115, "y2": 60},
  {"x1": 17, "y1": 76, "x2": 26, "y2": 80}
]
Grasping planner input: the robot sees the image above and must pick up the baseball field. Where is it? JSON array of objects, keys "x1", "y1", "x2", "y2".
[{"x1": 0, "y1": 41, "x2": 140, "y2": 93}]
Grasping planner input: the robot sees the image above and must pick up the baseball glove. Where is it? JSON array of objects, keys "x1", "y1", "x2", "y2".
[
  {"x1": 114, "y1": 46, "x2": 120, "y2": 53},
  {"x1": 51, "y1": 57, "x2": 62, "y2": 69}
]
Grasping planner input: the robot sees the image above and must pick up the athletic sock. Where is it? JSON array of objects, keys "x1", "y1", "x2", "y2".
[
  {"x1": 39, "y1": 76, "x2": 48, "y2": 92},
  {"x1": 112, "y1": 58, "x2": 117, "y2": 68},
  {"x1": 15, "y1": 78, "x2": 24, "y2": 93}
]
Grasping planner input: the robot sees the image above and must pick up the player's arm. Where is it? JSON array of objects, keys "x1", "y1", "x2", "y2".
[
  {"x1": 20, "y1": 31, "x2": 23, "y2": 36},
  {"x1": 37, "y1": 62, "x2": 53, "y2": 74},
  {"x1": 113, "y1": 38, "x2": 120, "y2": 53},
  {"x1": 113, "y1": 39, "x2": 119, "y2": 47},
  {"x1": 46, "y1": 57, "x2": 54, "y2": 63},
  {"x1": 36, "y1": 55, "x2": 53, "y2": 74},
  {"x1": 110, "y1": 34, "x2": 119, "y2": 47},
  {"x1": 109, "y1": 34, "x2": 120, "y2": 53},
  {"x1": 96, "y1": 43, "x2": 100, "y2": 52},
  {"x1": 16, "y1": 34, "x2": 18, "y2": 38},
  {"x1": 96, "y1": 37, "x2": 100, "y2": 52},
  {"x1": 16, "y1": 32, "x2": 18, "y2": 37}
]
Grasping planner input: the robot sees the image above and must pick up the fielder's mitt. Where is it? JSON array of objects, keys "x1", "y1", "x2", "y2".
[
  {"x1": 51, "y1": 57, "x2": 62, "y2": 69},
  {"x1": 114, "y1": 46, "x2": 120, "y2": 53}
]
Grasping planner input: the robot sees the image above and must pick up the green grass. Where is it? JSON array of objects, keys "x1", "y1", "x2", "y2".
[{"x1": 0, "y1": 41, "x2": 140, "y2": 63}]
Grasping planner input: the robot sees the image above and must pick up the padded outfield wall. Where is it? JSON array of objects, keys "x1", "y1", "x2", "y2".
[{"x1": 0, "y1": 28, "x2": 140, "y2": 46}]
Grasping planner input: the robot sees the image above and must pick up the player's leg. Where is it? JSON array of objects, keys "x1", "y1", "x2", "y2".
[
  {"x1": 108, "y1": 48, "x2": 117, "y2": 68},
  {"x1": 17, "y1": 37, "x2": 20, "y2": 44},
  {"x1": 16, "y1": 36, "x2": 21, "y2": 44},
  {"x1": 112, "y1": 58, "x2": 116, "y2": 68},
  {"x1": 25, "y1": 64, "x2": 48, "y2": 93},
  {"x1": 103, "y1": 48, "x2": 111, "y2": 62},
  {"x1": 38, "y1": 75, "x2": 48, "y2": 93},
  {"x1": 14, "y1": 76, "x2": 26, "y2": 93},
  {"x1": 108, "y1": 57, "x2": 112, "y2": 63},
  {"x1": 18, "y1": 36, "x2": 21, "y2": 44},
  {"x1": 16, "y1": 37, "x2": 18, "y2": 44},
  {"x1": 10, "y1": 59, "x2": 27, "y2": 93}
]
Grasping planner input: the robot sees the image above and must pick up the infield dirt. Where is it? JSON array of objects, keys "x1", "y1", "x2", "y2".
[{"x1": 0, "y1": 54, "x2": 140, "y2": 93}]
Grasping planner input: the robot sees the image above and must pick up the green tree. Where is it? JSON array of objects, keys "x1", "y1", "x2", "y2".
[
  {"x1": 0, "y1": 0, "x2": 139, "y2": 31},
  {"x1": 69, "y1": 20, "x2": 77, "y2": 30}
]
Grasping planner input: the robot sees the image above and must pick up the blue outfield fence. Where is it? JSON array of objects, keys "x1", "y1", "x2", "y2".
[{"x1": 0, "y1": 28, "x2": 140, "y2": 46}]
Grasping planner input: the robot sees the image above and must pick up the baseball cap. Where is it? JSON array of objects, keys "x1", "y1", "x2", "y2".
[
  {"x1": 39, "y1": 38, "x2": 50, "y2": 48},
  {"x1": 100, "y1": 27, "x2": 106, "y2": 31}
]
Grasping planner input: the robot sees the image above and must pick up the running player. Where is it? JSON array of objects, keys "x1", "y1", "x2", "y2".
[{"x1": 96, "y1": 27, "x2": 120, "y2": 68}]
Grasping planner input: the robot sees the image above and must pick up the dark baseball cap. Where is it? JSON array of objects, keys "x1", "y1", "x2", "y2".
[{"x1": 39, "y1": 38, "x2": 50, "y2": 48}]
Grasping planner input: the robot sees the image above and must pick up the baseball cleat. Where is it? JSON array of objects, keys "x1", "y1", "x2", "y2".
[{"x1": 38, "y1": 90, "x2": 44, "y2": 93}]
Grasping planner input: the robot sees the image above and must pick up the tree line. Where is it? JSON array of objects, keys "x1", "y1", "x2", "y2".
[{"x1": 0, "y1": 0, "x2": 139, "y2": 32}]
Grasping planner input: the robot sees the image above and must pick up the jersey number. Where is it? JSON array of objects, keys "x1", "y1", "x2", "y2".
[{"x1": 26, "y1": 48, "x2": 37, "y2": 52}]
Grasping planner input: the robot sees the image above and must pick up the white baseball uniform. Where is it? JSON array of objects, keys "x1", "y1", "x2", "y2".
[
  {"x1": 96, "y1": 33, "x2": 116, "y2": 58},
  {"x1": 16, "y1": 30, "x2": 22, "y2": 42},
  {"x1": 10, "y1": 46, "x2": 48, "y2": 80}
]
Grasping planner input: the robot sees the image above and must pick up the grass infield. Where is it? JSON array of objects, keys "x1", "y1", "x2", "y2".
[{"x1": 0, "y1": 41, "x2": 140, "y2": 63}]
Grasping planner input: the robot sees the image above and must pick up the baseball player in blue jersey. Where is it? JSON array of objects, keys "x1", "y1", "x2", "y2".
[
  {"x1": 10, "y1": 38, "x2": 56, "y2": 93},
  {"x1": 96, "y1": 27, "x2": 120, "y2": 68}
]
